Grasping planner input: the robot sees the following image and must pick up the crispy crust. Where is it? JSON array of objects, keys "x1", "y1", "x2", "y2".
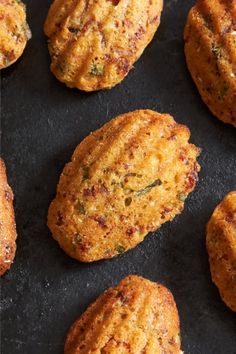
[
  {"x1": 184, "y1": 0, "x2": 236, "y2": 127},
  {"x1": 44, "y1": 0, "x2": 163, "y2": 91},
  {"x1": 48, "y1": 109, "x2": 200, "y2": 262},
  {"x1": 0, "y1": 159, "x2": 17, "y2": 276},
  {"x1": 64, "y1": 275, "x2": 182, "y2": 354},
  {"x1": 206, "y1": 191, "x2": 236, "y2": 312},
  {"x1": 0, "y1": 0, "x2": 31, "y2": 69}
]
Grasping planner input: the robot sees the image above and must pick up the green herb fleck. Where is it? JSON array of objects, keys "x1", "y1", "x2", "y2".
[
  {"x1": 90, "y1": 63, "x2": 104, "y2": 76},
  {"x1": 178, "y1": 192, "x2": 188, "y2": 202},
  {"x1": 212, "y1": 44, "x2": 221, "y2": 59},
  {"x1": 116, "y1": 245, "x2": 126, "y2": 254},
  {"x1": 125, "y1": 197, "x2": 132, "y2": 206},
  {"x1": 76, "y1": 200, "x2": 86, "y2": 215},
  {"x1": 82, "y1": 166, "x2": 89, "y2": 180},
  {"x1": 136, "y1": 179, "x2": 162, "y2": 197},
  {"x1": 219, "y1": 84, "x2": 229, "y2": 99}
]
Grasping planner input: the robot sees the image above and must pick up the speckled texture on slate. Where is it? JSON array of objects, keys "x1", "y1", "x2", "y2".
[{"x1": 0, "y1": 0, "x2": 236, "y2": 353}]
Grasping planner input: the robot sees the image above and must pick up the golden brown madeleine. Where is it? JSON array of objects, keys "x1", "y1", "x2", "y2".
[
  {"x1": 65, "y1": 275, "x2": 182, "y2": 354},
  {"x1": 184, "y1": 0, "x2": 236, "y2": 127},
  {"x1": 48, "y1": 109, "x2": 200, "y2": 262},
  {"x1": 206, "y1": 192, "x2": 236, "y2": 312},
  {"x1": 44, "y1": 0, "x2": 163, "y2": 92},
  {"x1": 0, "y1": 0, "x2": 31, "y2": 69},
  {"x1": 0, "y1": 159, "x2": 17, "y2": 276}
]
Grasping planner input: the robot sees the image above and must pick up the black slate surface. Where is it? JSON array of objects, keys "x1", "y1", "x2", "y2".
[{"x1": 1, "y1": 0, "x2": 236, "y2": 353}]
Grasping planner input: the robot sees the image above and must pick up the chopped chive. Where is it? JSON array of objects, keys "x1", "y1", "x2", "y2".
[
  {"x1": 125, "y1": 197, "x2": 132, "y2": 206},
  {"x1": 76, "y1": 200, "x2": 86, "y2": 215},
  {"x1": 82, "y1": 166, "x2": 89, "y2": 180},
  {"x1": 89, "y1": 63, "x2": 104, "y2": 76},
  {"x1": 212, "y1": 44, "x2": 221, "y2": 59},
  {"x1": 219, "y1": 84, "x2": 229, "y2": 99},
  {"x1": 178, "y1": 192, "x2": 188, "y2": 202},
  {"x1": 116, "y1": 245, "x2": 126, "y2": 254},
  {"x1": 136, "y1": 179, "x2": 162, "y2": 197}
]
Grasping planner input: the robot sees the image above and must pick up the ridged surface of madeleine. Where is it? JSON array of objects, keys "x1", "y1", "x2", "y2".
[
  {"x1": 206, "y1": 191, "x2": 236, "y2": 312},
  {"x1": 48, "y1": 110, "x2": 200, "y2": 262},
  {"x1": 65, "y1": 275, "x2": 182, "y2": 354},
  {"x1": 44, "y1": 0, "x2": 163, "y2": 91},
  {"x1": 0, "y1": 0, "x2": 31, "y2": 69},
  {"x1": 184, "y1": 0, "x2": 236, "y2": 127},
  {"x1": 0, "y1": 159, "x2": 17, "y2": 276}
]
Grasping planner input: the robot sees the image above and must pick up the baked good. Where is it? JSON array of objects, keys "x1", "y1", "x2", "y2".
[
  {"x1": 48, "y1": 109, "x2": 200, "y2": 262},
  {"x1": 0, "y1": 159, "x2": 17, "y2": 276},
  {"x1": 184, "y1": 0, "x2": 236, "y2": 127},
  {"x1": 44, "y1": 0, "x2": 163, "y2": 91},
  {"x1": 0, "y1": 0, "x2": 31, "y2": 69},
  {"x1": 65, "y1": 275, "x2": 182, "y2": 354},
  {"x1": 206, "y1": 191, "x2": 236, "y2": 311}
]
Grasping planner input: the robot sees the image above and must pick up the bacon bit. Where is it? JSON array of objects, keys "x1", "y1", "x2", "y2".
[
  {"x1": 178, "y1": 148, "x2": 189, "y2": 163},
  {"x1": 5, "y1": 190, "x2": 12, "y2": 202},
  {"x1": 5, "y1": 50, "x2": 15, "y2": 62},
  {"x1": 93, "y1": 216, "x2": 107, "y2": 228},
  {"x1": 150, "y1": 15, "x2": 159, "y2": 24},
  {"x1": 120, "y1": 215, "x2": 126, "y2": 222},
  {"x1": 81, "y1": 19, "x2": 93, "y2": 34},
  {"x1": 185, "y1": 170, "x2": 198, "y2": 190},
  {"x1": 167, "y1": 134, "x2": 177, "y2": 141},
  {"x1": 121, "y1": 313, "x2": 128, "y2": 320},
  {"x1": 225, "y1": 212, "x2": 236, "y2": 223},
  {"x1": 0, "y1": 14, "x2": 5, "y2": 20},
  {"x1": 179, "y1": 152, "x2": 186, "y2": 162},
  {"x1": 104, "y1": 54, "x2": 112, "y2": 62},
  {"x1": 184, "y1": 35, "x2": 189, "y2": 44},
  {"x1": 126, "y1": 225, "x2": 139, "y2": 237},
  {"x1": 117, "y1": 290, "x2": 129, "y2": 303},
  {"x1": 83, "y1": 186, "x2": 97, "y2": 197},
  {"x1": 56, "y1": 212, "x2": 64, "y2": 226},
  {"x1": 114, "y1": 20, "x2": 119, "y2": 28},
  {"x1": 123, "y1": 163, "x2": 130, "y2": 170},
  {"x1": 122, "y1": 19, "x2": 133, "y2": 28},
  {"x1": 134, "y1": 26, "x2": 145, "y2": 40},
  {"x1": 161, "y1": 207, "x2": 172, "y2": 219},
  {"x1": 100, "y1": 183, "x2": 109, "y2": 195},
  {"x1": 117, "y1": 57, "x2": 130, "y2": 75},
  {"x1": 83, "y1": 188, "x2": 93, "y2": 197},
  {"x1": 109, "y1": 0, "x2": 120, "y2": 5},
  {"x1": 79, "y1": 242, "x2": 91, "y2": 252}
]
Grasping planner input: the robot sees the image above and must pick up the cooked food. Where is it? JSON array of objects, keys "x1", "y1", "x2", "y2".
[
  {"x1": 44, "y1": 0, "x2": 163, "y2": 91},
  {"x1": 64, "y1": 275, "x2": 182, "y2": 354},
  {"x1": 0, "y1": 159, "x2": 17, "y2": 276},
  {"x1": 184, "y1": 0, "x2": 236, "y2": 127},
  {"x1": 206, "y1": 191, "x2": 236, "y2": 312},
  {"x1": 48, "y1": 109, "x2": 200, "y2": 262},
  {"x1": 0, "y1": 0, "x2": 31, "y2": 69}
]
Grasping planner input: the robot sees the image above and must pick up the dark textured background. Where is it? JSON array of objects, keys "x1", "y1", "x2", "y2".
[{"x1": 1, "y1": 0, "x2": 236, "y2": 353}]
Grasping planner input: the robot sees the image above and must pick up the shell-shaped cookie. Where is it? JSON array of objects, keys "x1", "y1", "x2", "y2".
[
  {"x1": 48, "y1": 110, "x2": 200, "y2": 262},
  {"x1": 206, "y1": 191, "x2": 236, "y2": 312},
  {"x1": 184, "y1": 0, "x2": 236, "y2": 127},
  {"x1": 64, "y1": 275, "x2": 182, "y2": 354},
  {"x1": 44, "y1": 0, "x2": 163, "y2": 91},
  {"x1": 0, "y1": 0, "x2": 31, "y2": 69},
  {"x1": 0, "y1": 159, "x2": 17, "y2": 276}
]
